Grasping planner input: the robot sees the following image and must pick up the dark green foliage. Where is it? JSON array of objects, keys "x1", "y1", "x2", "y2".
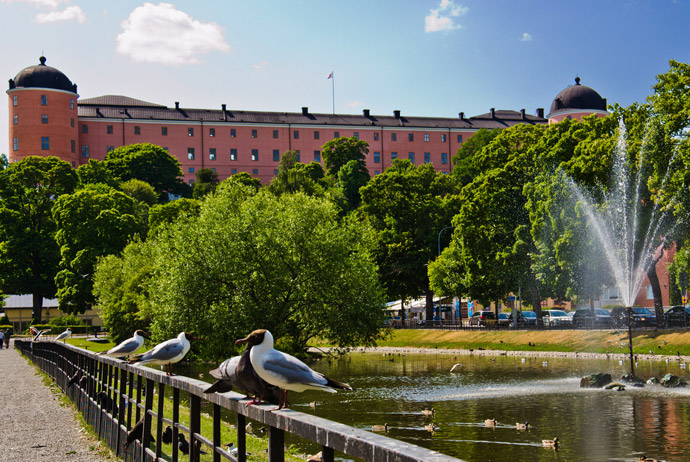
[{"x1": 193, "y1": 168, "x2": 220, "y2": 199}]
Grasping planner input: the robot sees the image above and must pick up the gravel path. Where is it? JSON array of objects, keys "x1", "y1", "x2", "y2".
[{"x1": 0, "y1": 341, "x2": 116, "y2": 461}]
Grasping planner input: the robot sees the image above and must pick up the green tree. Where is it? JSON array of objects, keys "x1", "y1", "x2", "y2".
[
  {"x1": 0, "y1": 154, "x2": 9, "y2": 171},
  {"x1": 76, "y1": 159, "x2": 119, "y2": 188},
  {"x1": 338, "y1": 159, "x2": 370, "y2": 210},
  {"x1": 193, "y1": 168, "x2": 220, "y2": 199},
  {"x1": 120, "y1": 179, "x2": 159, "y2": 206},
  {"x1": 359, "y1": 160, "x2": 460, "y2": 321},
  {"x1": 268, "y1": 151, "x2": 326, "y2": 197},
  {"x1": 451, "y1": 128, "x2": 502, "y2": 187},
  {"x1": 145, "y1": 182, "x2": 386, "y2": 359},
  {"x1": 321, "y1": 136, "x2": 369, "y2": 178},
  {"x1": 53, "y1": 184, "x2": 146, "y2": 314},
  {"x1": 148, "y1": 198, "x2": 201, "y2": 236},
  {"x1": 104, "y1": 143, "x2": 188, "y2": 201},
  {"x1": 227, "y1": 171, "x2": 261, "y2": 191},
  {"x1": 649, "y1": 59, "x2": 690, "y2": 136},
  {"x1": 93, "y1": 239, "x2": 154, "y2": 344},
  {"x1": 0, "y1": 156, "x2": 77, "y2": 322}
]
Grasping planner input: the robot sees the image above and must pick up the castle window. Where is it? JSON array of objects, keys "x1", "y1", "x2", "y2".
[
  {"x1": 82, "y1": 124, "x2": 88, "y2": 134},
  {"x1": 293, "y1": 130, "x2": 299, "y2": 140},
  {"x1": 209, "y1": 128, "x2": 216, "y2": 137},
  {"x1": 334, "y1": 131, "x2": 340, "y2": 138},
  {"x1": 353, "y1": 132, "x2": 359, "y2": 140},
  {"x1": 42, "y1": 114, "x2": 48, "y2": 124},
  {"x1": 107, "y1": 125, "x2": 113, "y2": 134},
  {"x1": 295, "y1": 151, "x2": 300, "y2": 162},
  {"x1": 314, "y1": 130, "x2": 320, "y2": 140},
  {"x1": 252, "y1": 149, "x2": 259, "y2": 161},
  {"x1": 13, "y1": 115, "x2": 17, "y2": 125},
  {"x1": 252, "y1": 169, "x2": 259, "y2": 175},
  {"x1": 71, "y1": 140, "x2": 76, "y2": 153},
  {"x1": 408, "y1": 152, "x2": 415, "y2": 163},
  {"x1": 81, "y1": 145, "x2": 90, "y2": 157},
  {"x1": 424, "y1": 152, "x2": 431, "y2": 163},
  {"x1": 188, "y1": 127, "x2": 194, "y2": 137},
  {"x1": 424, "y1": 134, "x2": 430, "y2": 142},
  {"x1": 230, "y1": 148, "x2": 237, "y2": 161},
  {"x1": 41, "y1": 137, "x2": 50, "y2": 150},
  {"x1": 273, "y1": 130, "x2": 279, "y2": 139},
  {"x1": 441, "y1": 152, "x2": 448, "y2": 164},
  {"x1": 187, "y1": 148, "x2": 195, "y2": 160},
  {"x1": 273, "y1": 150, "x2": 280, "y2": 162},
  {"x1": 134, "y1": 126, "x2": 140, "y2": 135},
  {"x1": 314, "y1": 150, "x2": 321, "y2": 162},
  {"x1": 374, "y1": 132, "x2": 379, "y2": 141},
  {"x1": 391, "y1": 133, "x2": 397, "y2": 141},
  {"x1": 252, "y1": 129, "x2": 257, "y2": 138},
  {"x1": 106, "y1": 145, "x2": 114, "y2": 153},
  {"x1": 230, "y1": 129, "x2": 236, "y2": 138},
  {"x1": 41, "y1": 95, "x2": 47, "y2": 105},
  {"x1": 70, "y1": 99, "x2": 74, "y2": 110},
  {"x1": 457, "y1": 134, "x2": 463, "y2": 143},
  {"x1": 209, "y1": 148, "x2": 216, "y2": 160},
  {"x1": 374, "y1": 151, "x2": 381, "y2": 163},
  {"x1": 391, "y1": 152, "x2": 398, "y2": 160},
  {"x1": 408, "y1": 133, "x2": 414, "y2": 142},
  {"x1": 71, "y1": 118, "x2": 75, "y2": 128},
  {"x1": 161, "y1": 126, "x2": 168, "y2": 136},
  {"x1": 231, "y1": 168, "x2": 237, "y2": 174},
  {"x1": 13, "y1": 138, "x2": 18, "y2": 150},
  {"x1": 441, "y1": 134, "x2": 447, "y2": 142},
  {"x1": 189, "y1": 167, "x2": 195, "y2": 174},
  {"x1": 13, "y1": 95, "x2": 18, "y2": 106}
]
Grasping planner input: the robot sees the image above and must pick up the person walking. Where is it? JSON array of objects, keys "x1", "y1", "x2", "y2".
[
  {"x1": 4, "y1": 329, "x2": 10, "y2": 349},
  {"x1": 0, "y1": 330, "x2": 4, "y2": 350}
]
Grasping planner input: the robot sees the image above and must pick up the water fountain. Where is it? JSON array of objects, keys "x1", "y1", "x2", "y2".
[{"x1": 564, "y1": 118, "x2": 680, "y2": 378}]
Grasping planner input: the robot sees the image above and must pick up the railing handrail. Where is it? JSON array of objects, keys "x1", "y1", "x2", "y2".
[{"x1": 16, "y1": 339, "x2": 465, "y2": 462}]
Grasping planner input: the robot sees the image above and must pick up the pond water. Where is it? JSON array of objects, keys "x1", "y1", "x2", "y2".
[{"x1": 195, "y1": 352, "x2": 690, "y2": 462}]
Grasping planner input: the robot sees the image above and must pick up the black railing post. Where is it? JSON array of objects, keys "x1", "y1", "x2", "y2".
[
  {"x1": 155, "y1": 382, "x2": 165, "y2": 458},
  {"x1": 268, "y1": 426, "x2": 285, "y2": 462},
  {"x1": 172, "y1": 388, "x2": 180, "y2": 462},
  {"x1": 142, "y1": 378, "x2": 155, "y2": 460},
  {"x1": 190, "y1": 393, "x2": 201, "y2": 462},
  {"x1": 322, "y1": 446, "x2": 335, "y2": 462},
  {"x1": 213, "y1": 404, "x2": 221, "y2": 462},
  {"x1": 116, "y1": 366, "x2": 128, "y2": 457},
  {"x1": 237, "y1": 413, "x2": 246, "y2": 462}
]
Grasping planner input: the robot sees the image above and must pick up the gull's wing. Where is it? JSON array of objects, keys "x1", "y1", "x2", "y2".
[
  {"x1": 263, "y1": 351, "x2": 328, "y2": 388},
  {"x1": 108, "y1": 337, "x2": 142, "y2": 356}
]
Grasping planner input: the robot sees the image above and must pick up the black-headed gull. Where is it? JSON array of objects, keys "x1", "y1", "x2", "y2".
[
  {"x1": 100, "y1": 330, "x2": 148, "y2": 358},
  {"x1": 129, "y1": 332, "x2": 192, "y2": 375},
  {"x1": 204, "y1": 345, "x2": 281, "y2": 405},
  {"x1": 235, "y1": 329, "x2": 352, "y2": 408},
  {"x1": 54, "y1": 328, "x2": 72, "y2": 343}
]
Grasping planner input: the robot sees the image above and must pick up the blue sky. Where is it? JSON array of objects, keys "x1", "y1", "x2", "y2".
[{"x1": 2, "y1": 0, "x2": 689, "y2": 155}]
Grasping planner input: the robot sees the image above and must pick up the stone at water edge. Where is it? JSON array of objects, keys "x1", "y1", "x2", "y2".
[
  {"x1": 580, "y1": 373, "x2": 612, "y2": 388},
  {"x1": 660, "y1": 373, "x2": 687, "y2": 388},
  {"x1": 647, "y1": 377, "x2": 660, "y2": 385},
  {"x1": 620, "y1": 374, "x2": 646, "y2": 387}
]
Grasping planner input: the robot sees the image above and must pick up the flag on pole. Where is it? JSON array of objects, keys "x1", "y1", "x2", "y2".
[{"x1": 327, "y1": 71, "x2": 333, "y2": 79}]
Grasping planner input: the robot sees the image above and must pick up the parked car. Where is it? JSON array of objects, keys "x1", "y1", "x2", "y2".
[
  {"x1": 469, "y1": 311, "x2": 495, "y2": 326},
  {"x1": 664, "y1": 305, "x2": 690, "y2": 327},
  {"x1": 542, "y1": 309, "x2": 572, "y2": 327},
  {"x1": 521, "y1": 310, "x2": 537, "y2": 326},
  {"x1": 498, "y1": 313, "x2": 511, "y2": 326},
  {"x1": 572, "y1": 308, "x2": 612, "y2": 328},
  {"x1": 610, "y1": 306, "x2": 656, "y2": 328}
]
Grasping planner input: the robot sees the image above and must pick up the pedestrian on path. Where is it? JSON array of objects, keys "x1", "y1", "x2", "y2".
[
  {"x1": 4, "y1": 329, "x2": 10, "y2": 348},
  {"x1": 0, "y1": 330, "x2": 4, "y2": 349}
]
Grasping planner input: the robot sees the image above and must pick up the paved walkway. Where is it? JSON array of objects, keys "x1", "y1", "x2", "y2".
[{"x1": 0, "y1": 341, "x2": 115, "y2": 461}]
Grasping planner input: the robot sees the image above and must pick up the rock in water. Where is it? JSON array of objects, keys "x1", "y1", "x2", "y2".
[
  {"x1": 660, "y1": 373, "x2": 687, "y2": 388},
  {"x1": 580, "y1": 373, "x2": 612, "y2": 388}
]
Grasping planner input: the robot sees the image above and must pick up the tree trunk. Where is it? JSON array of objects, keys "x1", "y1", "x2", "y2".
[
  {"x1": 32, "y1": 292, "x2": 43, "y2": 324},
  {"x1": 532, "y1": 293, "x2": 544, "y2": 328},
  {"x1": 646, "y1": 260, "x2": 664, "y2": 327},
  {"x1": 425, "y1": 289, "x2": 434, "y2": 324}
]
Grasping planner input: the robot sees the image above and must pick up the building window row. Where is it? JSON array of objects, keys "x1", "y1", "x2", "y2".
[{"x1": 41, "y1": 136, "x2": 50, "y2": 150}]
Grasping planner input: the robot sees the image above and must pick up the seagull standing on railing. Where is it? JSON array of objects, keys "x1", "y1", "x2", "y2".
[
  {"x1": 100, "y1": 330, "x2": 148, "y2": 358},
  {"x1": 54, "y1": 328, "x2": 72, "y2": 343},
  {"x1": 235, "y1": 329, "x2": 353, "y2": 409},
  {"x1": 128, "y1": 332, "x2": 193, "y2": 376}
]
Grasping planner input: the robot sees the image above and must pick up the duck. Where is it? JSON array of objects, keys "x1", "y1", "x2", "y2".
[
  {"x1": 424, "y1": 423, "x2": 436, "y2": 432},
  {"x1": 515, "y1": 422, "x2": 530, "y2": 430},
  {"x1": 542, "y1": 437, "x2": 559, "y2": 448},
  {"x1": 309, "y1": 401, "x2": 317, "y2": 409},
  {"x1": 421, "y1": 408, "x2": 435, "y2": 416},
  {"x1": 484, "y1": 418, "x2": 497, "y2": 427},
  {"x1": 236, "y1": 329, "x2": 352, "y2": 409},
  {"x1": 371, "y1": 423, "x2": 388, "y2": 432},
  {"x1": 638, "y1": 456, "x2": 662, "y2": 462}
]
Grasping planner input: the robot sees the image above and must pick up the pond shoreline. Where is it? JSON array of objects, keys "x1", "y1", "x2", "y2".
[{"x1": 314, "y1": 345, "x2": 690, "y2": 363}]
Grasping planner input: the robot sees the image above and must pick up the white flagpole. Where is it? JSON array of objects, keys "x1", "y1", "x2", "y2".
[{"x1": 331, "y1": 71, "x2": 335, "y2": 114}]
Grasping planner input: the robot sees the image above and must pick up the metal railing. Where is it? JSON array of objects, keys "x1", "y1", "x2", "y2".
[{"x1": 15, "y1": 339, "x2": 464, "y2": 462}]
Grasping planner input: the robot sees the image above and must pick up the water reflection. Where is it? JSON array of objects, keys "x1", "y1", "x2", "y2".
[{"x1": 193, "y1": 352, "x2": 690, "y2": 461}]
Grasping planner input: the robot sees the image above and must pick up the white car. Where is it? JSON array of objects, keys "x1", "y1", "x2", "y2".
[{"x1": 543, "y1": 309, "x2": 572, "y2": 326}]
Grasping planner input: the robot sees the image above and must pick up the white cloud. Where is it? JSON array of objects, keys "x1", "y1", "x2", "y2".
[
  {"x1": 34, "y1": 5, "x2": 85, "y2": 23},
  {"x1": 521, "y1": 32, "x2": 533, "y2": 42},
  {"x1": 116, "y1": 2, "x2": 231, "y2": 66},
  {"x1": 425, "y1": 0, "x2": 468, "y2": 33},
  {"x1": 346, "y1": 101, "x2": 364, "y2": 108},
  {"x1": 252, "y1": 61, "x2": 269, "y2": 70},
  {"x1": 1, "y1": 0, "x2": 87, "y2": 23}
]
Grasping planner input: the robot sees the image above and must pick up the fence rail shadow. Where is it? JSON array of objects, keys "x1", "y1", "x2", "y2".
[{"x1": 15, "y1": 339, "x2": 464, "y2": 462}]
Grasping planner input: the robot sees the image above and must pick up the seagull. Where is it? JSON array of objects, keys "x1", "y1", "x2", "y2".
[
  {"x1": 100, "y1": 330, "x2": 148, "y2": 358},
  {"x1": 54, "y1": 328, "x2": 72, "y2": 343},
  {"x1": 235, "y1": 329, "x2": 353, "y2": 409},
  {"x1": 204, "y1": 346, "x2": 281, "y2": 405},
  {"x1": 450, "y1": 364, "x2": 463, "y2": 372},
  {"x1": 129, "y1": 332, "x2": 192, "y2": 376},
  {"x1": 31, "y1": 327, "x2": 50, "y2": 342}
]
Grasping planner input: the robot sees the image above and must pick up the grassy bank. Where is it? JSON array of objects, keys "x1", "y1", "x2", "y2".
[{"x1": 369, "y1": 328, "x2": 690, "y2": 356}]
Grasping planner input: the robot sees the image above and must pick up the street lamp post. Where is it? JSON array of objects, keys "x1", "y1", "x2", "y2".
[{"x1": 437, "y1": 226, "x2": 455, "y2": 256}]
